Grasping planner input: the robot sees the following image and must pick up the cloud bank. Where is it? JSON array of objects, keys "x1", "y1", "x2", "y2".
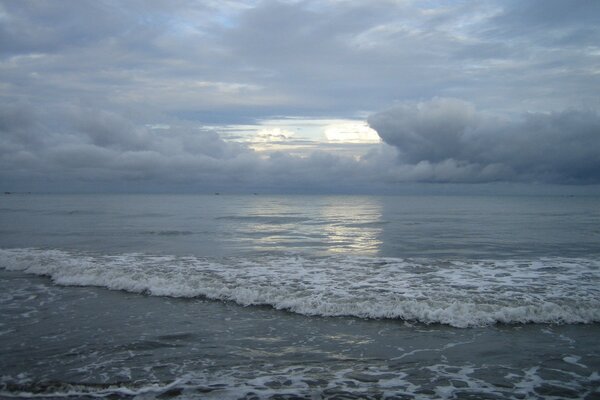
[
  {"x1": 368, "y1": 99, "x2": 600, "y2": 184},
  {"x1": 0, "y1": 102, "x2": 390, "y2": 192},
  {"x1": 2, "y1": 98, "x2": 599, "y2": 193}
]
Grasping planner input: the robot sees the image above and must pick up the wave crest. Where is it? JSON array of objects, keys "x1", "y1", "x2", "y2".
[{"x1": 1, "y1": 248, "x2": 599, "y2": 328}]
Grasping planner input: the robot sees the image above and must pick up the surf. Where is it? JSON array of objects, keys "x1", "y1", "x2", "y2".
[{"x1": 1, "y1": 248, "x2": 599, "y2": 328}]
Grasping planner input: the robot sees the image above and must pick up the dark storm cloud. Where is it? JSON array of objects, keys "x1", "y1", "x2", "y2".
[{"x1": 368, "y1": 98, "x2": 600, "y2": 184}]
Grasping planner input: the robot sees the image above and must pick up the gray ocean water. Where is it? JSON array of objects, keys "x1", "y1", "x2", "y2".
[{"x1": 1, "y1": 194, "x2": 599, "y2": 399}]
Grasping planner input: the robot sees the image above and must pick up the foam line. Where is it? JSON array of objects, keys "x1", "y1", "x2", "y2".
[{"x1": 2, "y1": 248, "x2": 599, "y2": 328}]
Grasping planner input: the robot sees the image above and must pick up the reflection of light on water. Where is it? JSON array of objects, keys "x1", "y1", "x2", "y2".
[
  {"x1": 227, "y1": 196, "x2": 384, "y2": 255},
  {"x1": 319, "y1": 198, "x2": 383, "y2": 254}
]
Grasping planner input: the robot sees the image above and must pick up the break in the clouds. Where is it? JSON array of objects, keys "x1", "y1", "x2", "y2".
[{"x1": 1, "y1": 0, "x2": 599, "y2": 192}]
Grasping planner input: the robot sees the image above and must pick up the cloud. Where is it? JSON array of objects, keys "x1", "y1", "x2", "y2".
[
  {"x1": 0, "y1": 102, "x2": 388, "y2": 192},
  {"x1": 486, "y1": 0, "x2": 600, "y2": 45},
  {"x1": 0, "y1": 102, "x2": 248, "y2": 183},
  {"x1": 3, "y1": 0, "x2": 599, "y2": 123},
  {"x1": 1, "y1": 98, "x2": 599, "y2": 192},
  {"x1": 368, "y1": 98, "x2": 600, "y2": 184},
  {"x1": 1, "y1": 1, "x2": 599, "y2": 192}
]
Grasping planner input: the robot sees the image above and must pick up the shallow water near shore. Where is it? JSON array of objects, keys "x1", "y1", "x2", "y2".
[{"x1": 1, "y1": 194, "x2": 599, "y2": 399}]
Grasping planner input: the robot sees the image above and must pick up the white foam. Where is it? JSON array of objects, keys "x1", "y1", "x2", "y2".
[
  {"x1": 1, "y1": 361, "x2": 598, "y2": 399},
  {"x1": 1, "y1": 248, "x2": 600, "y2": 328},
  {"x1": 0, "y1": 378, "x2": 185, "y2": 399},
  {"x1": 563, "y1": 355, "x2": 587, "y2": 369}
]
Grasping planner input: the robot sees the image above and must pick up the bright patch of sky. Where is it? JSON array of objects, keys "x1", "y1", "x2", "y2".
[{"x1": 216, "y1": 118, "x2": 380, "y2": 155}]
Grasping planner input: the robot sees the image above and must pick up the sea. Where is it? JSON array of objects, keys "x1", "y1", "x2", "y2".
[{"x1": 0, "y1": 193, "x2": 599, "y2": 399}]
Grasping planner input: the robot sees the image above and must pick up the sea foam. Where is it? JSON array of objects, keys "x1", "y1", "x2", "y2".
[{"x1": 1, "y1": 248, "x2": 599, "y2": 328}]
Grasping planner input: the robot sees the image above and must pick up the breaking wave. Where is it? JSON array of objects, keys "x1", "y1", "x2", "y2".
[{"x1": 1, "y1": 248, "x2": 599, "y2": 328}]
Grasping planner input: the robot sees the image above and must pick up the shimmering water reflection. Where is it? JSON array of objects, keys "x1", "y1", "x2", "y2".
[
  {"x1": 319, "y1": 198, "x2": 383, "y2": 254},
  {"x1": 219, "y1": 196, "x2": 384, "y2": 255}
]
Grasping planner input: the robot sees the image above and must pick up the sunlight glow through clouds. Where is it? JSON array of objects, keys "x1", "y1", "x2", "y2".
[
  {"x1": 247, "y1": 127, "x2": 298, "y2": 152},
  {"x1": 324, "y1": 122, "x2": 380, "y2": 143},
  {"x1": 219, "y1": 118, "x2": 381, "y2": 153}
]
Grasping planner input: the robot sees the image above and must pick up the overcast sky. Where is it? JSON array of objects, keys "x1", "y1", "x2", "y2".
[{"x1": 1, "y1": 0, "x2": 599, "y2": 193}]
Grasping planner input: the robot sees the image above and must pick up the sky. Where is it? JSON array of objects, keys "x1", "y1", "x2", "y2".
[{"x1": 1, "y1": 0, "x2": 599, "y2": 194}]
